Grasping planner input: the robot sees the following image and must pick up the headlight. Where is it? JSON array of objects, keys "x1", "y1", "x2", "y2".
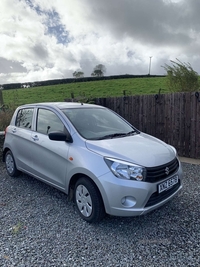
[{"x1": 104, "y1": 157, "x2": 146, "y2": 181}]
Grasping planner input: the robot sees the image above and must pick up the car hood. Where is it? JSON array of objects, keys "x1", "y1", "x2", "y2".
[{"x1": 85, "y1": 133, "x2": 176, "y2": 167}]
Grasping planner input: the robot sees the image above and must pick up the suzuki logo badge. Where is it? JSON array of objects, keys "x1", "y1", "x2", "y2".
[{"x1": 165, "y1": 167, "x2": 170, "y2": 175}]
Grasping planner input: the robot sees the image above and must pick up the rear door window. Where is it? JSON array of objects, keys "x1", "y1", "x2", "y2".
[{"x1": 16, "y1": 108, "x2": 34, "y2": 129}]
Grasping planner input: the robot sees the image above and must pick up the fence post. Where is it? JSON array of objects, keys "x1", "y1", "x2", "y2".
[{"x1": 0, "y1": 88, "x2": 3, "y2": 106}]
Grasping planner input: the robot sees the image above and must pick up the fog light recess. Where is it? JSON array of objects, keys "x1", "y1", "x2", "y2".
[{"x1": 121, "y1": 196, "x2": 136, "y2": 207}]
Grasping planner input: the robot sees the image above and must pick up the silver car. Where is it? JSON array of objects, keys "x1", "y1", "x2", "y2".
[{"x1": 3, "y1": 102, "x2": 183, "y2": 222}]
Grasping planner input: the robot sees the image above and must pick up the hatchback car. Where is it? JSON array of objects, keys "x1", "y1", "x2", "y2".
[{"x1": 3, "y1": 102, "x2": 182, "y2": 222}]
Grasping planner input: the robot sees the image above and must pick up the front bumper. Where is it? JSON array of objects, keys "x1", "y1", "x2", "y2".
[{"x1": 98, "y1": 164, "x2": 183, "y2": 217}]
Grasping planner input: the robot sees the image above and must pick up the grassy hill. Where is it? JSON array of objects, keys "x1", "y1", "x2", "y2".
[{"x1": 2, "y1": 77, "x2": 169, "y2": 107}]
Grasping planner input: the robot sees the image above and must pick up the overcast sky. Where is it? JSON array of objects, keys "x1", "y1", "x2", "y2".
[{"x1": 0, "y1": 0, "x2": 200, "y2": 84}]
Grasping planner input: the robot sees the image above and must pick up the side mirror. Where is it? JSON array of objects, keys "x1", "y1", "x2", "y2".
[{"x1": 48, "y1": 131, "x2": 73, "y2": 143}]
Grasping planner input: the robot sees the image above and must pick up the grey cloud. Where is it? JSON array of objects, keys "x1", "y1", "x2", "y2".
[
  {"x1": 32, "y1": 43, "x2": 48, "y2": 59},
  {"x1": 0, "y1": 57, "x2": 27, "y2": 74},
  {"x1": 84, "y1": 0, "x2": 200, "y2": 47}
]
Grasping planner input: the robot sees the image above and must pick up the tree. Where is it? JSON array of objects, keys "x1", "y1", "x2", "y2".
[
  {"x1": 91, "y1": 64, "x2": 106, "y2": 77},
  {"x1": 162, "y1": 59, "x2": 199, "y2": 92},
  {"x1": 73, "y1": 70, "x2": 84, "y2": 78}
]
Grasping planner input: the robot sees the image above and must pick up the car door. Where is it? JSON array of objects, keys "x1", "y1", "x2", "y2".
[
  {"x1": 30, "y1": 108, "x2": 71, "y2": 189},
  {"x1": 10, "y1": 107, "x2": 34, "y2": 172}
]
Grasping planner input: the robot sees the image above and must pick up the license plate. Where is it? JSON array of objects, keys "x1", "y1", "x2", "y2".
[{"x1": 158, "y1": 176, "x2": 179, "y2": 193}]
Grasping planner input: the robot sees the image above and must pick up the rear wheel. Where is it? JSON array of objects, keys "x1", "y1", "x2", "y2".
[
  {"x1": 5, "y1": 150, "x2": 20, "y2": 177},
  {"x1": 74, "y1": 177, "x2": 105, "y2": 223}
]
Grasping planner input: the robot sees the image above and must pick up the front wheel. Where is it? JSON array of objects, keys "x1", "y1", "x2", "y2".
[
  {"x1": 74, "y1": 177, "x2": 105, "y2": 223},
  {"x1": 5, "y1": 150, "x2": 20, "y2": 177}
]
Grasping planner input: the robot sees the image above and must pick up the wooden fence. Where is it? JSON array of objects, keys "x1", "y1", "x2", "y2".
[{"x1": 92, "y1": 92, "x2": 200, "y2": 159}]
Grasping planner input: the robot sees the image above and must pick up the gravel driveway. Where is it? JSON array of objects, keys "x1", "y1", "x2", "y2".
[{"x1": 0, "y1": 161, "x2": 200, "y2": 267}]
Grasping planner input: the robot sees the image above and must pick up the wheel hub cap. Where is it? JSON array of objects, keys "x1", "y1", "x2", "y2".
[{"x1": 76, "y1": 185, "x2": 92, "y2": 217}]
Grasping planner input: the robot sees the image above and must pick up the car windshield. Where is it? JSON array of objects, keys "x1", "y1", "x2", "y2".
[{"x1": 62, "y1": 107, "x2": 139, "y2": 140}]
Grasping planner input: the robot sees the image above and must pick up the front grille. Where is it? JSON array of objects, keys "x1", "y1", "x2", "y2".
[
  {"x1": 145, "y1": 180, "x2": 181, "y2": 208},
  {"x1": 145, "y1": 157, "x2": 179, "y2": 183}
]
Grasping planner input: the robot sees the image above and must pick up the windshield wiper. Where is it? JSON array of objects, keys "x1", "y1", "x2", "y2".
[
  {"x1": 97, "y1": 133, "x2": 126, "y2": 140},
  {"x1": 98, "y1": 131, "x2": 139, "y2": 140},
  {"x1": 98, "y1": 130, "x2": 139, "y2": 140},
  {"x1": 125, "y1": 130, "x2": 139, "y2": 136}
]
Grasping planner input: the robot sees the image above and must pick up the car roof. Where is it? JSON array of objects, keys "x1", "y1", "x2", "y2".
[{"x1": 17, "y1": 102, "x2": 103, "y2": 110}]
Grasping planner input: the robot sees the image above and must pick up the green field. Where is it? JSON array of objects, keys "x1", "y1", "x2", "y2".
[{"x1": 2, "y1": 77, "x2": 169, "y2": 107}]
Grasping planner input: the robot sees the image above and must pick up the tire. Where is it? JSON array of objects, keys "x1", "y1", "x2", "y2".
[
  {"x1": 5, "y1": 150, "x2": 20, "y2": 177},
  {"x1": 74, "y1": 177, "x2": 105, "y2": 223}
]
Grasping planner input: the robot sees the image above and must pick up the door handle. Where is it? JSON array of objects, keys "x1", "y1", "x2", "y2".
[
  {"x1": 32, "y1": 135, "x2": 39, "y2": 141},
  {"x1": 12, "y1": 128, "x2": 17, "y2": 133}
]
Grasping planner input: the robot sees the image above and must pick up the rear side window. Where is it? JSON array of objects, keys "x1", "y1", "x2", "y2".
[
  {"x1": 36, "y1": 108, "x2": 64, "y2": 135},
  {"x1": 16, "y1": 108, "x2": 34, "y2": 129}
]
